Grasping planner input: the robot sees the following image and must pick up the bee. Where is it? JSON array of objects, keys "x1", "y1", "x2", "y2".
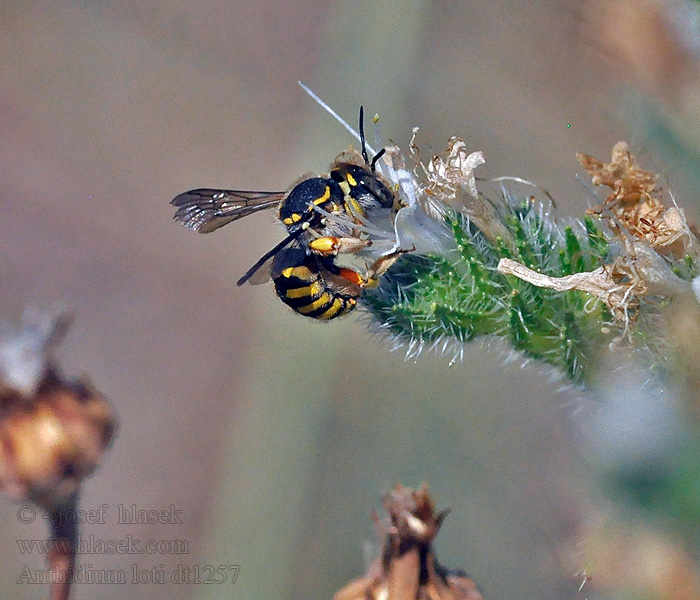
[{"x1": 170, "y1": 108, "x2": 405, "y2": 320}]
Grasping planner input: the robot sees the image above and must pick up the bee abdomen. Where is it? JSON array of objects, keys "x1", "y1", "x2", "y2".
[{"x1": 273, "y1": 263, "x2": 357, "y2": 321}]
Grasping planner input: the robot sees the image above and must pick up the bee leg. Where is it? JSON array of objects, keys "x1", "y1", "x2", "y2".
[
  {"x1": 308, "y1": 236, "x2": 371, "y2": 257},
  {"x1": 363, "y1": 247, "x2": 413, "y2": 288}
]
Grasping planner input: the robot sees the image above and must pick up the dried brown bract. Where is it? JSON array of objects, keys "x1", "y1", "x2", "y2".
[
  {"x1": 419, "y1": 136, "x2": 485, "y2": 204},
  {"x1": 578, "y1": 141, "x2": 658, "y2": 207},
  {"x1": 578, "y1": 141, "x2": 699, "y2": 257},
  {"x1": 411, "y1": 134, "x2": 511, "y2": 246},
  {"x1": 334, "y1": 485, "x2": 483, "y2": 600}
]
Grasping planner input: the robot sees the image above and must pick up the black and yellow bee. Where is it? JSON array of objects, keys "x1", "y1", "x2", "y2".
[{"x1": 170, "y1": 108, "x2": 405, "y2": 320}]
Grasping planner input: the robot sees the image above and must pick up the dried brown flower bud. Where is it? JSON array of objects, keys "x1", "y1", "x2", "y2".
[
  {"x1": 335, "y1": 485, "x2": 483, "y2": 600},
  {"x1": 0, "y1": 312, "x2": 115, "y2": 509},
  {"x1": 0, "y1": 311, "x2": 116, "y2": 600},
  {"x1": 0, "y1": 371, "x2": 115, "y2": 508}
]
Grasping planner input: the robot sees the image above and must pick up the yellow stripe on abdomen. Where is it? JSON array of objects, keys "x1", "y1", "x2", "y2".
[
  {"x1": 296, "y1": 293, "x2": 332, "y2": 314},
  {"x1": 317, "y1": 297, "x2": 347, "y2": 320},
  {"x1": 281, "y1": 265, "x2": 313, "y2": 280},
  {"x1": 285, "y1": 281, "x2": 322, "y2": 299}
]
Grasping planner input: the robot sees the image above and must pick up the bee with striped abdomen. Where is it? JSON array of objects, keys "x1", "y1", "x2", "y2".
[{"x1": 170, "y1": 108, "x2": 405, "y2": 320}]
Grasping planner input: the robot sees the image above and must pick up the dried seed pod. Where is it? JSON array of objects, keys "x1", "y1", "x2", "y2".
[
  {"x1": 0, "y1": 312, "x2": 115, "y2": 509},
  {"x1": 0, "y1": 371, "x2": 115, "y2": 508},
  {"x1": 0, "y1": 311, "x2": 116, "y2": 600},
  {"x1": 335, "y1": 485, "x2": 483, "y2": 600}
]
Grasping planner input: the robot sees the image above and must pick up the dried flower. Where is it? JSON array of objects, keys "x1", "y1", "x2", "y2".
[
  {"x1": 335, "y1": 485, "x2": 483, "y2": 600},
  {"x1": 578, "y1": 141, "x2": 700, "y2": 258},
  {"x1": 0, "y1": 310, "x2": 116, "y2": 600},
  {"x1": 0, "y1": 312, "x2": 115, "y2": 509}
]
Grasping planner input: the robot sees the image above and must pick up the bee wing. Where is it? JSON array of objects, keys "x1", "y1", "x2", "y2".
[
  {"x1": 246, "y1": 256, "x2": 274, "y2": 286},
  {"x1": 171, "y1": 188, "x2": 285, "y2": 233},
  {"x1": 236, "y1": 230, "x2": 305, "y2": 287}
]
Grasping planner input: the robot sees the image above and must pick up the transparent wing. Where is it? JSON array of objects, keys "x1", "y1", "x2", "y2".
[
  {"x1": 245, "y1": 255, "x2": 275, "y2": 286},
  {"x1": 171, "y1": 188, "x2": 285, "y2": 234},
  {"x1": 236, "y1": 230, "x2": 303, "y2": 286}
]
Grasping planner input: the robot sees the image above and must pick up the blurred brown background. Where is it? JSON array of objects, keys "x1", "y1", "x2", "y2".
[{"x1": 2, "y1": 1, "x2": 700, "y2": 599}]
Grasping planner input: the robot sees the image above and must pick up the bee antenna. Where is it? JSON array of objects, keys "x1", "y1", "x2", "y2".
[
  {"x1": 360, "y1": 106, "x2": 385, "y2": 172},
  {"x1": 359, "y1": 106, "x2": 369, "y2": 166},
  {"x1": 370, "y1": 148, "x2": 386, "y2": 172}
]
